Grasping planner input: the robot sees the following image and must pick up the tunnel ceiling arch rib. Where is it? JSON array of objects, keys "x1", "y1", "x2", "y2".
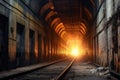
[
  {"x1": 33, "y1": 0, "x2": 96, "y2": 41},
  {"x1": 39, "y1": 0, "x2": 68, "y2": 41},
  {"x1": 55, "y1": 23, "x2": 64, "y2": 32},
  {"x1": 50, "y1": 18, "x2": 61, "y2": 28},
  {"x1": 52, "y1": 0, "x2": 95, "y2": 39},
  {"x1": 40, "y1": 2, "x2": 54, "y2": 16}
]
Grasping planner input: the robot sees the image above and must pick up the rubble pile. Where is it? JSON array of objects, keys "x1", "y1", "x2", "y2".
[{"x1": 89, "y1": 67, "x2": 111, "y2": 78}]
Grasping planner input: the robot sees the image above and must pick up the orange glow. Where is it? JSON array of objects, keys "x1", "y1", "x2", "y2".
[
  {"x1": 66, "y1": 35, "x2": 86, "y2": 58},
  {"x1": 71, "y1": 48, "x2": 79, "y2": 57}
]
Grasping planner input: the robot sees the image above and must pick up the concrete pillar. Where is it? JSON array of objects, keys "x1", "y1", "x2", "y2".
[
  {"x1": 24, "y1": 19, "x2": 29, "y2": 65},
  {"x1": 35, "y1": 31, "x2": 38, "y2": 63},
  {"x1": 8, "y1": 12, "x2": 17, "y2": 68},
  {"x1": 41, "y1": 36, "x2": 45, "y2": 62}
]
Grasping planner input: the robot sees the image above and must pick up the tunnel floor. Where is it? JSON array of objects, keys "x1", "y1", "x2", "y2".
[
  {"x1": 0, "y1": 58, "x2": 118, "y2": 80},
  {"x1": 63, "y1": 61, "x2": 117, "y2": 80}
]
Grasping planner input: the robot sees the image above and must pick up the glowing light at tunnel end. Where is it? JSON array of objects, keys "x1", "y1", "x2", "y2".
[
  {"x1": 71, "y1": 48, "x2": 79, "y2": 57},
  {"x1": 66, "y1": 36, "x2": 85, "y2": 58}
]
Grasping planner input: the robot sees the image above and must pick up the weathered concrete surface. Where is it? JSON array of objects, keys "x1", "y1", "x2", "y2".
[{"x1": 64, "y1": 60, "x2": 118, "y2": 80}]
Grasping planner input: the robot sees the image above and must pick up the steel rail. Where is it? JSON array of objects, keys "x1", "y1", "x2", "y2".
[
  {"x1": 0, "y1": 58, "x2": 68, "y2": 80},
  {"x1": 55, "y1": 57, "x2": 76, "y2": 80}
]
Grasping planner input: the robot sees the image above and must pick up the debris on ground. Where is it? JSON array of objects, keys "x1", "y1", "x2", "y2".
[{"x1": 89, "y1": 67, "x2": 111, "y2": 78}]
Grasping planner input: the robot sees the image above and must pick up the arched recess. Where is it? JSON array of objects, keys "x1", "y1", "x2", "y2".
[
  {"x1": 78, "y1": 25, "x2": 86, "y2": 34},
  {"x1": 59, "y1": 30, "x2": 66, "y2": 38},
  {"x1": 79, "y1": 29, "x2": 86, "y2": 36},
  {"x1": 80, "y1": 22, "x2": 87, "y2": 30},
  {"x1": 40, "y1": 2, "x2": 54, "y2": 16},
  {"x1": 42, "y1": 8, "x2": 54, "y2": 18},
  {"x1": 84, "y1": 7, "x2": 93, "y2": 21},
  {"x1": 56, "y1": 26, "x2": 65, "y2": 34},
  {"x1": 80, "y1": 19, "x2": 88, "y2": 30},
  {"x1": 38, "y1": 0, "x2": 69, "y2": 40},
  {"x1": 45, "y1": 11, "x2": 57, "y2": 21},
  {"x1": 50, "y1": 18, "x2": 61, "y2": 28},
  {"x1": 55, "y1": 23, "x2": 64, "y2": 32},
  {"x1": 47, "y1": 14, "x2": 59, "y2": 25},
  {"x1": 58, "y1": 28, "x2": 65, "y2": 36}
]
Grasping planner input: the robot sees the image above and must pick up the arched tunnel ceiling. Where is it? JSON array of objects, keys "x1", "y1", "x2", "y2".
[{"x1": 23, "y1": 0, "x2": 96, "y2": 41}]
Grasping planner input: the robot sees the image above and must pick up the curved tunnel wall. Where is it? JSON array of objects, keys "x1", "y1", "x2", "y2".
[
  {"x1": 39, "y1": 0, "x2": 90, "y2": 41},
  {"x1": 39, "y1": 0, "x2": 68, "y2": 40}
]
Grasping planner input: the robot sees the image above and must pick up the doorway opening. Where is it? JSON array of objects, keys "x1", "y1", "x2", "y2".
[
  {"x1": 0, "y1": 14, "x2": 8, "y2": 71},
  {"x1": 16, "y1": 23, "x2": 25, "y2": 67}
]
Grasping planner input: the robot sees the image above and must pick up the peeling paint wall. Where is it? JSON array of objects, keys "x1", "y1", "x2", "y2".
[{"x1": 93, "y1": 0, "x2": 120, "y2": 73}]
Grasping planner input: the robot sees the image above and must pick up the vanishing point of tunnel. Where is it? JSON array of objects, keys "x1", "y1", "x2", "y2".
[{"x1": 0, "y1": 0, "x2": 120, "y2": 80}]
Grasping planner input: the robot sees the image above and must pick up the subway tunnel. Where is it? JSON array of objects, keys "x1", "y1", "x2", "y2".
[{"x1": 0, "y1": 0, "x2": 120, "y2": 80}]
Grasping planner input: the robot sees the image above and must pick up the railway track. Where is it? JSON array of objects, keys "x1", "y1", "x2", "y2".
[
  {"x1": 8, "y1": 57, "x2": 75, "y2": 80},
  {"x1": 55, "y1": 57, "x2": 75, "y2": 80},
  {"x1": 1, "y1": 57, "x2": 117, "y2": 80}
]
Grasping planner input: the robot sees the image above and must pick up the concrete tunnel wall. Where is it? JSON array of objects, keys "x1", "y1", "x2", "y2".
[
  {"x1": 0, "y1": 0, "x2": 67, "y2": 71},
  {"x1": 92, "y1": 0, "x2": 120, "y2": 73}
]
